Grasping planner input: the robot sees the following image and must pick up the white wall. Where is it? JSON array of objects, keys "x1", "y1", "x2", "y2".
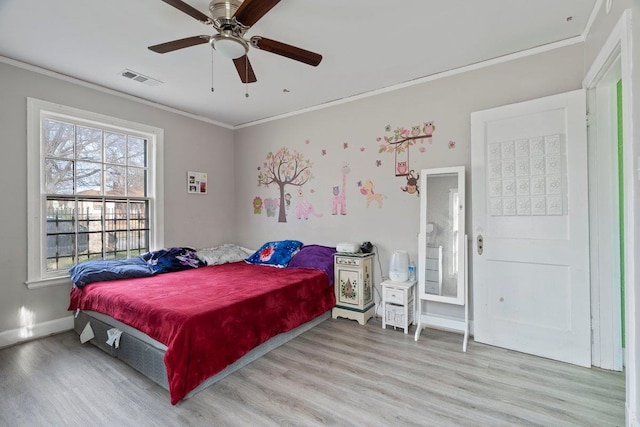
[
  {"x1": 584, "y1": 0, "x2": 636, "y2": 67},
  {"x1": 0, "y1": 61, "x2": 235, "y2": 339},
  {"x1": 234, "y1": 44, "x2": 585, "y2": 317}
]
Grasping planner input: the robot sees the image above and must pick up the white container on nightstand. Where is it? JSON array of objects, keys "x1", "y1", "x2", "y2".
[{"x1": 381, "y1": 279, "x2": 416, "y2": 334}]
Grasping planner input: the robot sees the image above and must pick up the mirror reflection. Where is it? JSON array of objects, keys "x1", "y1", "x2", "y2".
[{"x1": 424, "y1": 173, "x2": 459, "y2": 298}]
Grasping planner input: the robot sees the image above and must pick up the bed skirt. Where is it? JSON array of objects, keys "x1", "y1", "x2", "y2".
[{"x1": 73, "y1": 309, "x2": 331, "y2": 401}]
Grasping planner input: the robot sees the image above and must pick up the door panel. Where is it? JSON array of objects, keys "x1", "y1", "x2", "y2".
[{"x1": 471, "y1": 90, "x2": 590, "y2": 367}]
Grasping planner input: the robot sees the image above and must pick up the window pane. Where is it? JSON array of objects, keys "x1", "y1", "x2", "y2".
[
  {"x1": 47, "y1": 255, "x2": 75, "y2": 273},
  {"x1": 105, "y1": 201, "x2": 128, "y2": 258},
  {"x1": 44, "y1": 201, "x2": 73, "y2": 274},
  {"x1": 129, "y1": 230, "x2": 149, "y2": 256},
  {"x1": 76, "y1": 126, "x2": 102, "y2": 161},
  {"x1": 76, "y1": 161, "x2": 102, "y2": 194},
  {"x1": 77, "y1": 199, "x2": 103, "y2": 233},
  {"x1": 129, "y1": 200, "x2": 149, "y2": 256},
  {"x1": 105, "y1": 165, "x2": 127, "y2": 196},
  {"x1": 129, "y1": 201, "x2": 148, "y2": 225},
  {"x1": 87, "y1": 232, "x2": 104, "y2": 257},
  {"x1": 128, "y1": 136, "x2": 146, "y2": 167},
  {"x1": 127, "y1": 167, "x2": 146, "y2": 197},
  {"x1": 130, "y1": 204, "x2": 148, "y2": 231},
  {"x1": 105, "y1": 200, "x2": 127, "y2": 226},
  {"x1": 77, "y1": 199, "x2": 102, "y2": 257},
  {"x1": 45, "y1": 159, "x2": 74, "y2": 194},
  {"x1": 44, "y1": 119, "x2": 74, "y2": 158},
  {"x1": 105, "y1": 132, "x2": 126, "y2": 165},
  {"x1": 109, "y1": 230, "x2": 129, "y2": 259},
  {"x1": 46, "y1": 202, "x2": 75, "y2": 259}
]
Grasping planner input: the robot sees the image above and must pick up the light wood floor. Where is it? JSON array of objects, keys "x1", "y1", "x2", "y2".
[{"x1": 0, "y1": 317, "x2": 625, "y2": 427}]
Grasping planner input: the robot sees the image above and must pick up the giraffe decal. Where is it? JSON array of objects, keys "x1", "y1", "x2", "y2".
[{"x1": 332, "y1": 163, "x2": 350, "y2": 215}]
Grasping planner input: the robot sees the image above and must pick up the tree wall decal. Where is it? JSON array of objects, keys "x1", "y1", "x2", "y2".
[{"x1": 257, "y1": 147, "x2": 313, "y2": 223}]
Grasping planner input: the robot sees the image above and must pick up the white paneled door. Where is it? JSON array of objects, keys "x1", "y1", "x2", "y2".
[{"x1": 471, "y1": 90, "x2": 591, "y2": 367}]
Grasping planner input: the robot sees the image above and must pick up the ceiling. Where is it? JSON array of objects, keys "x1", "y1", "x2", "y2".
[{"x1": 0, "y1": 0, "x2": 598, "y2": 128}]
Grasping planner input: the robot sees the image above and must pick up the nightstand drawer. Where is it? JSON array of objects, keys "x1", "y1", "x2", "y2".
[
  {"x1": 335, "y1": 256, "x2": 362, "y2": 267},
  {"x1": 384, "y1": 287, "x2": 405, "y2": 305}
]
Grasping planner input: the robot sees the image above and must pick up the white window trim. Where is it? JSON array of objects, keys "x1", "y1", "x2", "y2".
[{"x1": 26, "y1": 98, "x2": 164, "y2": 289}]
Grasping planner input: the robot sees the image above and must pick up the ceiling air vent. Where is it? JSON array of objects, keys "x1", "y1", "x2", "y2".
[{"x1": 120, "y1": 69, "x2": 163, "y2": 86}]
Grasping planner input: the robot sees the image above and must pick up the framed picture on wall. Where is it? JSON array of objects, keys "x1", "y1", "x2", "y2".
[{"x1": 187, "y1": 171, "x2": 207, "y2": 194}]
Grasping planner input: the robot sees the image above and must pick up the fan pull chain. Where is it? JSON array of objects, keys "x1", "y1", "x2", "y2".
[
  {"x1": 211, "y1": 49, "x2": 219, "y2": 92},
  {"x1": 245, "y1": 56, "x2": 249, "y2": 98}
]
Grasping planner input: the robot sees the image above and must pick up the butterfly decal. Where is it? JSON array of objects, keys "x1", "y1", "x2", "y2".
[
  {"x1": 375, "y1": 160, "x2": 382, "y2": 167},
  {"x1": 321, "y1": 149, "x2": 327, "y2": 156},
  {"x1": 343, "y1": 142, "x2": 349, "y2": 149}
]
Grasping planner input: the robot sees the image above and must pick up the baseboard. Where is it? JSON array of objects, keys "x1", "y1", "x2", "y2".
[
  {"x1": 0, "y1": 315, "x2": 74, "y2": 349},
  {"x1": 628, "y1": 405, "x2": 639, "y2": 427}
]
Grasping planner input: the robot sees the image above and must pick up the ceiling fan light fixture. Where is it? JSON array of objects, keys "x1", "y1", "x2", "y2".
[{"x1": 210, "y1": 34, "x2": 248, "y2": 59}]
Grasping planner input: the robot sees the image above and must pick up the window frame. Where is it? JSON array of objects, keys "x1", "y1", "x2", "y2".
[{"x1": 26, "y1": 98, "x2": 164, "y2": 289}]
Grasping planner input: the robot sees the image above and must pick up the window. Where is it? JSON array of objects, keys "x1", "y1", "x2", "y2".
[{"x1": 27, "y1": 98, "x2": 164, "y2": 288}]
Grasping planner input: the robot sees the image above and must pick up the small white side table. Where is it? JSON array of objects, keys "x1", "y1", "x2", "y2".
[{"x1": 381, "y1": 280, "x2": 416, "y2": 334}]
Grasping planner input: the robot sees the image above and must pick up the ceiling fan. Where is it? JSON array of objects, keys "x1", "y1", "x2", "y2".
[{"x1": 148, "y1": 0, "x2": 323, "y2": 83}]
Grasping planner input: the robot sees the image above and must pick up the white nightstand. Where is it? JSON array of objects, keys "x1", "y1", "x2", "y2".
[{"x1": 381, "y1": 280, "x2": 416, "y2": 334}]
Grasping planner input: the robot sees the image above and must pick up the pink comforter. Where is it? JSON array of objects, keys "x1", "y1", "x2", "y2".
[{"x1": 68, "y1": 262, "x2": 335, "y2": 404}]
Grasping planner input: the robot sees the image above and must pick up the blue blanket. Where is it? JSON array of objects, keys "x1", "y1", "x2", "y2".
[{"x1": 69, "y1": 247, "x2": 205, "y2": 288}]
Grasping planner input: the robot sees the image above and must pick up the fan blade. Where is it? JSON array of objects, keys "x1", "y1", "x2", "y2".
[
  {"x1": 233, "y1": 56, "x2": 257, "y2": 83},
  {"x1": 148, "y1": 35, "x2": 210, "y2": 53},
  {"x1": 250, "y1": 36, "x2": 322, "y2": 66},
  {"x1": 233, "y1": 0, "x2": 280, "y2": 27},
  {"x1": 161, "y1": 0, "x2": 211, "y2": 24}
]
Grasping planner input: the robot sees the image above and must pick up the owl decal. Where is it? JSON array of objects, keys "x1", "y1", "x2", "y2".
[
  {"x1": 396, "y1": 161, "x2": 408, "y2": 176},
  {"x1": 423, "y1": 122, "x2": 435, "y2": 137}
]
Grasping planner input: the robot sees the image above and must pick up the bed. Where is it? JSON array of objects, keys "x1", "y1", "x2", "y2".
[{"x1": 68, "y1": 243, "x2": 336, "y2": 405}]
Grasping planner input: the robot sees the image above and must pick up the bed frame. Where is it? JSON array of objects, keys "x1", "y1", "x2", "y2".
[{"x1": 74, "y1": 309, "x2": 331, "y2": 400}]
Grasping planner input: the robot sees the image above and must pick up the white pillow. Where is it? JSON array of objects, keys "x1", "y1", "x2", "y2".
[{"x1": 197, "y1": 244, "x2": 253, "y2": 266}]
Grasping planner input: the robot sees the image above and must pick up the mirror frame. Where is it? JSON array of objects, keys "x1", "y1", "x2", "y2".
[{"x1": 418, "y1": 166, "x2": 466, "y2": 305}]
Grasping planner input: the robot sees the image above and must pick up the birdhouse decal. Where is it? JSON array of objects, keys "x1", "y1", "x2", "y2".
[{"x1": 340, "y1": 277, "x2": 357, "y2": 301}]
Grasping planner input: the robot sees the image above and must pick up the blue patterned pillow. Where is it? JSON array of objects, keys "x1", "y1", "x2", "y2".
[{"x1": 245, "y1": 240, "x2": 303, "y2": 268}]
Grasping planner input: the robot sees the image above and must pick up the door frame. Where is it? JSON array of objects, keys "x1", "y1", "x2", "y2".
[
  {"x1": 585, "y1": 44, "x2": 623, "y2": 371},
  {"x1": 583, "y1": 8, "x2": 636, "y2": 423}
]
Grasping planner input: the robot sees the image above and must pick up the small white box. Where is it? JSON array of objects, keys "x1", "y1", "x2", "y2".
[{"x1": 336, "y1": 242, "x2": 360, "y2": 253}]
